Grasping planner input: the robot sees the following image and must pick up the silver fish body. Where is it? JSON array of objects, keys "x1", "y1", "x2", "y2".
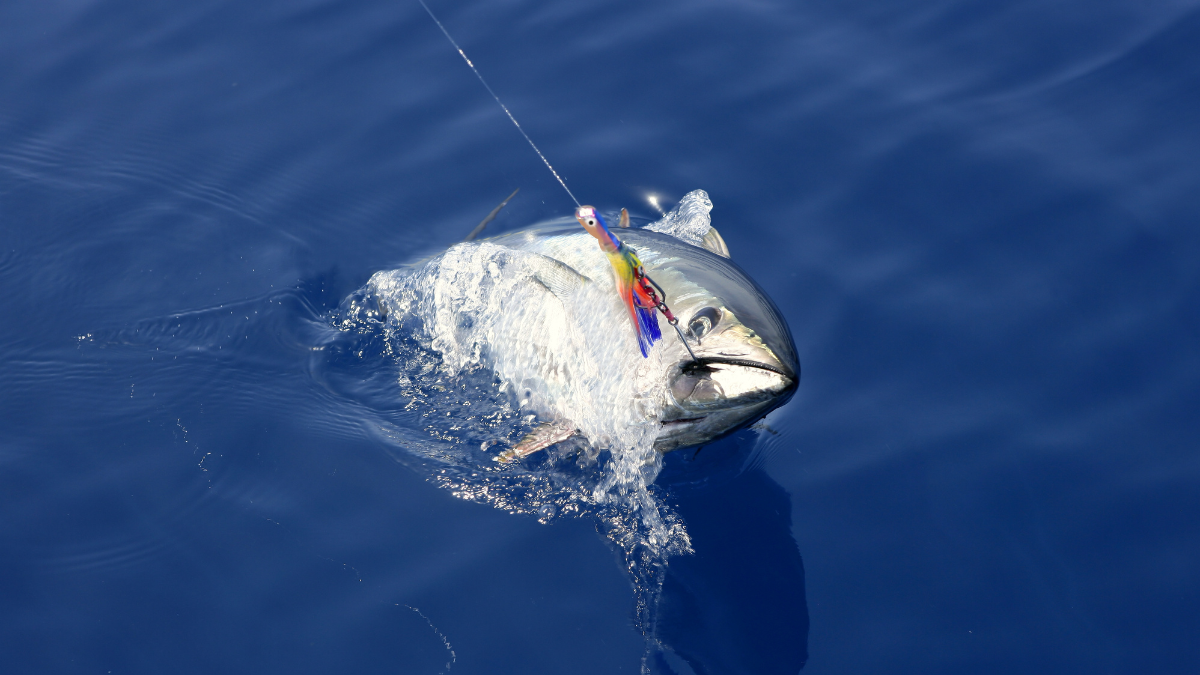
[
  {"x1": 368, "y1": 190, "x2": 798, "y2": 455},
  {"x1": 490, "y1": 222, "x2": 798, "y2": 451}
]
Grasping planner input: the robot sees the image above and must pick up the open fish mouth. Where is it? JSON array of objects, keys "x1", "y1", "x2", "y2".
[
  {"x1": 670, "y1": 354, "x2": 797, "y2": 413},
  {"x1": 656, "y1": 356, "x2": 796, "y2": 451},
  {"x1": 682, "y1": 357, "x2": 794, "y2": 379}
]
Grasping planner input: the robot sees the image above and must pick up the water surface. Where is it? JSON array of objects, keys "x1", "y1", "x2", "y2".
[{"x1": 2, "y1": 0, "x2": 1198, "y2": 673}]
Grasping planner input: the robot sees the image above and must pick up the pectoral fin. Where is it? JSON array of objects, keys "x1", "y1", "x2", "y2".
[
  {"x1": 527, "y1": 254, "x2": 591, "y2": 301},
  {"x1": 495, "y1": 420, "x2": 578, "y2": 462}
]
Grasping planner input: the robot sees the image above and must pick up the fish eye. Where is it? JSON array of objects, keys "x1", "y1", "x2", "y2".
[{"x1": 688, "y1": 307, "x2": 721, "y2": 340}]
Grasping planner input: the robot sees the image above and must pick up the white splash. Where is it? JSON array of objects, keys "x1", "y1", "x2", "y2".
[
  {"x1": 644, "y1": 189, "x2": 714, "y2": 247},
  {"x1": 348, "y1": 240, "x2": 692, "y2": 562}
]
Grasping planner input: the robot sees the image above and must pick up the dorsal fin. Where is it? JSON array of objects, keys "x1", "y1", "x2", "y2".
[
  {"x1": 701, "y1": 226, "x2": 731, "y2": 257},
  {"x1": 644, "y1": 189, "x2": 731, "y2": 258}
]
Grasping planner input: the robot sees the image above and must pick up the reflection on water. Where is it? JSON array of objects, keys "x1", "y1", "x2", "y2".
[{"x1": 655, "y1": 464, "x2": 809, "y2": 675}]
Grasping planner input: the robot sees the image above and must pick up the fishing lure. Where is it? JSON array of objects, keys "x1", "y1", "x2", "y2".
[{"x1": 576, "y1": 206, "x2": 662, "y2": 356}]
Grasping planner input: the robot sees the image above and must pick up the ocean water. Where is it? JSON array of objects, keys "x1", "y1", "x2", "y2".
[{"x1": 2, "y1": 0, "x2": 1198, "y2": 673}]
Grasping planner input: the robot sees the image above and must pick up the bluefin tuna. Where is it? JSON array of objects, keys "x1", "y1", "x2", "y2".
[{"x1": 365, "y1": 190, "x2": 798, "y2": 462}]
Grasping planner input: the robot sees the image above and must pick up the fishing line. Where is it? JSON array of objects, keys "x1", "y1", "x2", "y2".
[
  {"x1": 417, "y1": 1, "x2": 698, "y2": 363},
  {"x1": 417, "y1": 0, "x2": 581, "y2": 208}
]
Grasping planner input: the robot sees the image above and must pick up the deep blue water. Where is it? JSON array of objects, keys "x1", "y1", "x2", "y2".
[{"x1": 3, "y1": 0, "x2": 1199, "y2": 673}]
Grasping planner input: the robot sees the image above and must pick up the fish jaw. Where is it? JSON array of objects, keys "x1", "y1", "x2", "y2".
[
  {"x1": 656, "y1": 346, "x2": 797, "y2": 451},
  {"x1": 654, "y1": 401, "x2": 788, "y2": 452}
]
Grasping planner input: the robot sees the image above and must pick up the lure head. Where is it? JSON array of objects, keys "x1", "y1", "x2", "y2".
[{"x1": 575, "y1": 206, "x2": 621, "y2": 253}]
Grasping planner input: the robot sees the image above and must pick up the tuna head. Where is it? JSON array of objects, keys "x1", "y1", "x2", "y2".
[{"x1": 617, "y1": 230, "x2": 799, "y2": 452}]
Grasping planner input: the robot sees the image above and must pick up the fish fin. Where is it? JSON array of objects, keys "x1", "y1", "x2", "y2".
[
  {"x1": 495, "y1": 420, "x2": 578, "y2": 462},
  {"x1": 464, "y1": 188, "x2": 520, "y2": 242},
  {"x1": 645, "y1": 190, "x2": 728, "y2": 255},
  {"x1": 700, "y1": 226, "x2": 731, "y2": 258},
  {"x1": 527, "y1": 254, "x2": 591, "y2": 301}
]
